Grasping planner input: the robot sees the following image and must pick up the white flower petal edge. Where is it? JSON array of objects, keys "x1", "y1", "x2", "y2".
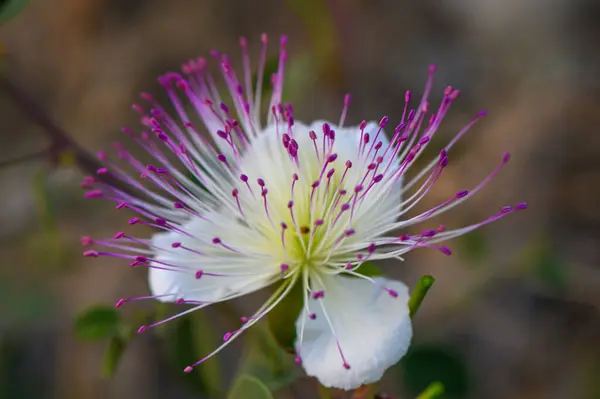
[
  {"x1": 295, "y1": 275, "x2": 412, "y2": 390},
  {"x1": 149, "y1": 214, "x2": 279, "y2": 304}
]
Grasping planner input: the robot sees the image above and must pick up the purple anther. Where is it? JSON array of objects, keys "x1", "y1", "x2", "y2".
[
  {"x1": 456, "y1": 190, "x2": 469, "y2": 198},
  {"x1": 516, "y1": 202, "x2": 528, "y2": 210},
  {"x1": 312, "y1": 291, "x2": 325, "y2": 299},
  {"x1": 216, "y1": 130, "x2": 228, "y2": 139},
  {"x1": 83, "y1": 250, "x2": 99, "y2": 257},
  {"x1": 439, "y1": 246, "x2": 452, "y2": 255}
]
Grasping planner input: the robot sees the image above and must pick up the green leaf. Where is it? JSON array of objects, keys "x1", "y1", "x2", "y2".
[
  {"x1": 266, "y1": 280, "x2": 303, "y2": 353},
  {"x1": 165, "y1": 312, "x2": 221, "y2": 396},
  {"x1": 403, "y1": 345, "x2": 469, "y2": 398},
  {"x1": 416, "y1": 381, "x2": 445, "y2": 399},
  {"x1": 75, "y1": 305, "x2": 120, "y2": 341},
  {"x1": 409, "y1": 275, "x2": 435, "y2": 319},
  {"x1": 0, "y1": 0, "x2": 30, "y2": 22},
  {"x1": 102, "y1": 336, "x2": 126, "y2": 377},
  {"x1": 239, "y1": 324, "x2": 300, "y2": 391},
  {"x1": 228, "y1": 374, "x2": 274, "y2": 399}
]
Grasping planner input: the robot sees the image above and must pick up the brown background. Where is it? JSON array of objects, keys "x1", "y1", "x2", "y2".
[{"x1": 1, "y1": 0, "x2": 599, "y2": 398}]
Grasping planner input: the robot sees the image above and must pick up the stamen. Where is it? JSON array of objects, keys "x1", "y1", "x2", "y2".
[{"x1": 339, "y1": 94, "x2": 351, "y2": 127}]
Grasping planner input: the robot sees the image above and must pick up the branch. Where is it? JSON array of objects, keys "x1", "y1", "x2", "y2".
[{"x1": 0, "y1": 73, "x2": 135, "y2": 195}]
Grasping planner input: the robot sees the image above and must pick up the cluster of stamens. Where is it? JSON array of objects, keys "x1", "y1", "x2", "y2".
[{"x1": 82, "y1": 34, "x2": 526, "y2": 373}]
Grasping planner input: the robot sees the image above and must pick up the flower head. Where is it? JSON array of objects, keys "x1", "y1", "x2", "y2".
[{"x1": 83, "y1": 35, "x2": 526, "y2": 390}]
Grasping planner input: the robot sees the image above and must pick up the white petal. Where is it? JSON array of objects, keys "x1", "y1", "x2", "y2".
[
  {"x1": 149, "y1": 215, "x2": 277, "y2": 303},
  {"x1": 295, "y1": 275, "x2": 412, "y2": 390}
]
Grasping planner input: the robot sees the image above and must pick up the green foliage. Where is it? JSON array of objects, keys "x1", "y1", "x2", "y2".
[
  {"x1": 26, "y1": 167, "x2": 76, "y2": 272},
  {"x1": 402, "y1": 345, "x2": 469, "y2": 398},
  {"x1": 165, "y1": 312, "x2": 222, "y2": 396},
  {"x1": 75, "y1": 305, "x2": 121, "y2": 341},
  {"x1": 409, "y1": 275, "x2": 435, "y2": 319},
  {"x1": 32, "y1": 168, "x2": 57, "y2": 231},
  {"x1": 75, "y1": 304, "x2": 133, "y2": 376},
  {"x1": 353, "y1": 261, "x2": 383, "y2": 278},
  {"x1": 0, "y1": 0, "x2": 30, "y2": 22},
  {"x1": 518, "y1": 236, "x2": 568, "y2": 293},
  {"x1": 416, "y1": 381, "x2": 445, "y2": 399},
  {"x1": 239, "y1": 324, "x2": 300, "y2": 392},
  {"x1": 102, "y1": 336, "x2": 126, "y2": 377},
  {"x1": 252, "y1": 56, "x2": 278, "y2": 97},
  {"x1": 285, "y1": 0, "x2": 342, "y2": 91},
  {"x1": 266, "y1": 280, "x2": 303, "y2": 353},
  {"x1": 227, "y1": 374, "x2": 274, "y2": 399}
]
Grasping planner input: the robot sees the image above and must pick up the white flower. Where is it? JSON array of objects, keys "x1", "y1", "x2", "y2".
[{"x1": 82, "y1": 35, "x2": 526, "y2": 390}]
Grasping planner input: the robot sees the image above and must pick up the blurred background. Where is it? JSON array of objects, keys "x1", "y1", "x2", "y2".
[{"x1": 1, "y1": 0, "x2": 599, "y2": 398}]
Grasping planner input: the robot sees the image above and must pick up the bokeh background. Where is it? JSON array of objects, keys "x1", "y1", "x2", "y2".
[{"x1": 1, "y1": 0, "x2": 599, "y2": 398}]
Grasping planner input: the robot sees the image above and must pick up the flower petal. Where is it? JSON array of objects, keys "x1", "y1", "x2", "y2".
[
  {"x1": 295, "y1": 275, "x2": 412, "y2": 390},
  {"x1": 149, "y1": 216, "x2": 278, "y2": 303}
]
